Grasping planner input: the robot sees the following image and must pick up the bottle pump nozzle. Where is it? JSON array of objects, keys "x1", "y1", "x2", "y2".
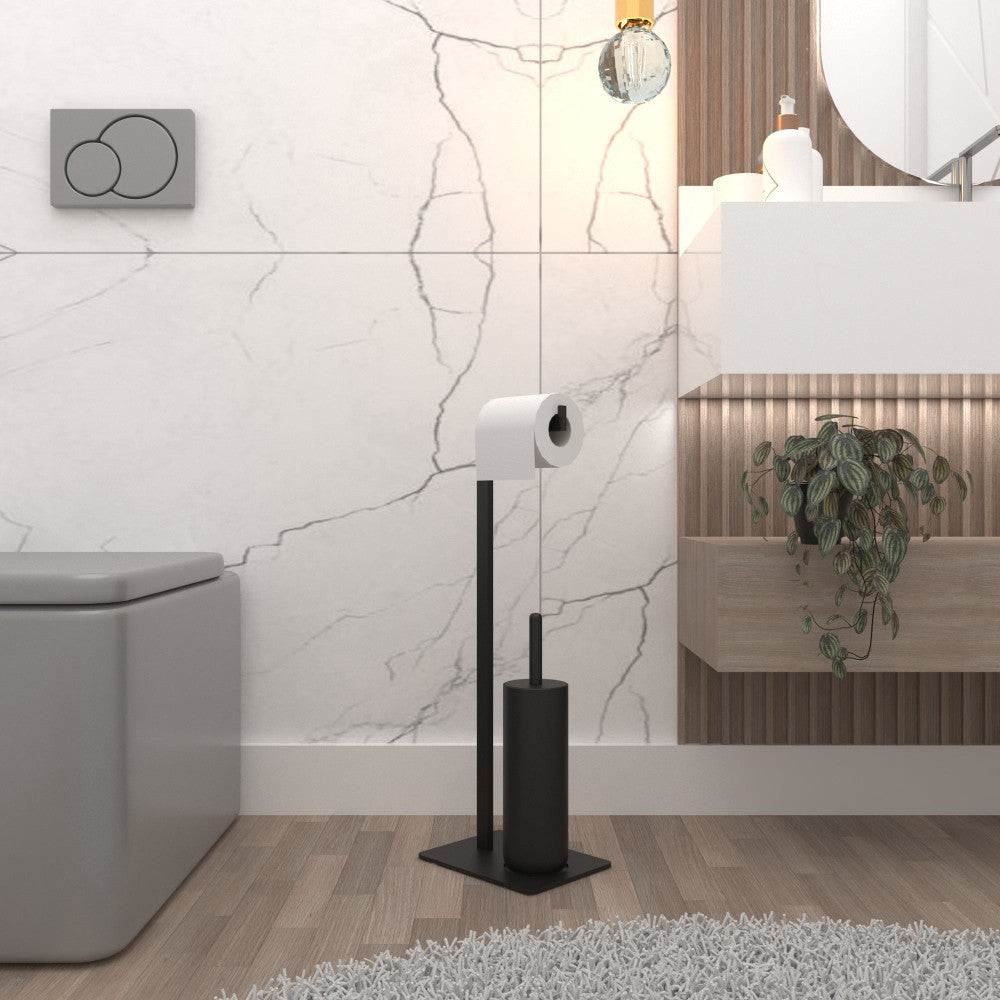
[{"x1": 777, "y1": 94, "x2": 800, "y2": 130}]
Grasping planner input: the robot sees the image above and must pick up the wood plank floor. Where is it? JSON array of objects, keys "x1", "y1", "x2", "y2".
[{"x1": 6, "y1": 815, "x2": 1000, "y2": 1000}]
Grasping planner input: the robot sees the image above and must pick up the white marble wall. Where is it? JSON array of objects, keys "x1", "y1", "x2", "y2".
[{"x1": 0, "y1": 1, "x2": 678, "y2": 745}]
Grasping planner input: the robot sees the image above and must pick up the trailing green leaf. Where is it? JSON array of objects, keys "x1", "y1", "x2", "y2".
[
  {"x1": 853, "y1": 427, "x2": 877, "y2": 452},
  {"x1": 774, "y1": 456, "x2": 790, "y2": 482},
  {"x1": 881, "y1": 507, "x2": 908, "y2": 532},
  {"x1": 892, "y1": 454, "x2": 914, "y2": 479},
  {"x1": 833, "y1": 550, "x2": 851, "y2": 575},
  {"x1": 953, "y1": 471, "x2": 968, "y2": 501},
  {"x1": 815, "y1": 518, "x2": 840, "y2": 556},
  {"x1": 853, "y1": 608, "x2": 868, "y2": 634},
  {"x1": 930, "y1": 496, "x2": 947, "y2": 516},
  {"x1": 819, "y1": 633, "x2": 840, "y2": 660},
  {"x1": 835, "y1": 583, "x2": 848, "y2": 607},
  {"x1": 876, "y1": 435, "x2": 898, "y2": 463},
  {"x1": 832, "y1": 658, "x2": 847, "y2": 680},
  {"x1": 800, "y1": 616, "x2": 813, "y2": 634},
  {"x1": 785, "y1": 531, "x2": 798, "y2": 556},
  {"x1": 790, "y1": 459, "x2": 807, "y2": 483},
  {"x1": 846, "y1": 501, "x2": 869, "y2": 532},
  {"x1": 837, "y1": 459, "x2": 871, "y2": 496},
  {"x1": 911, "y1": 468, "x2": 930, "y2": 491},
  {"x1": 880, "y1": 596, "x2": 894, "y2": 625},
  {"x1": 830, "y1": 434, "x2": 864, "y2": 462},
  {"x1": 815, "y1": 413, "x2": 856, "y2": 422},
  {"x1": 817, "y1": 421, "x2": 838, "y2": 445},
  {"x1": 899, "y1": 428, "x2": 926, "y2": 460},
  {"x1": 786, "y1": 437, "x2": 820, "y2": 460},
  {"x1": 932, "y1": 455, "x2": 950, "y2": 484},
  {"x1": 752, "y1": 441, "x2": 772, "y2": 466},
  {"x1": 882, "y1": 527, "x2": 907, "y2": 567},
  {"x1": 807, "y1": 471, "x2": 835, "y2": 505},
  {"x1": 780, "y1": 483, "x2": 803, "y2": 516}
]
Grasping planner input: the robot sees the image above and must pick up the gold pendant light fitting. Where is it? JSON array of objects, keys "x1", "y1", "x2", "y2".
[{"x1": 615, "y1": 0, "x2": 654, "y2": 29}]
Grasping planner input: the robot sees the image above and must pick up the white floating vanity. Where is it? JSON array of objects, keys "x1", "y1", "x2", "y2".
[{"x1": 678, "y1": 186, "x2": 1000, "y2": 396}]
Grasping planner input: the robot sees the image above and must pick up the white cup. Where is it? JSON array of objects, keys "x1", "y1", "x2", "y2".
[{"x1": 712, "y1": 172, "x2": 763, "y2": 207}]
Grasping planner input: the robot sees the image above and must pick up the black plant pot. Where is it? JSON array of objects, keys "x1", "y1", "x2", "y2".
[{"x1": 793, "y1": 485, "x2": 850, "y2": 545}]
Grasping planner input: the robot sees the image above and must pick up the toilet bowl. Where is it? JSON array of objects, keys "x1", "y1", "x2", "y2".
[{"x1": 0, "y1": 552, "x2": 240, "y2": 962}]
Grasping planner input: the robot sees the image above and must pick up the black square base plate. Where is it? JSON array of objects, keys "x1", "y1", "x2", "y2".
[{"x1": 419, "y1": 831, "x2": 610, "y2": 895}]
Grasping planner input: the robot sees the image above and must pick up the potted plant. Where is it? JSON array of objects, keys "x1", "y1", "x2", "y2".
[{"x1": 741, "y1": 414, "x2": 972, "y2": 677}]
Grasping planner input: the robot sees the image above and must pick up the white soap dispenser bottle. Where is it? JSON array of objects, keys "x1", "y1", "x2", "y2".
[
  {"x1": 799, "y1": 127, "x2": 824, "y2": 201},
  {"x1": 762, "y1": 95, "x2": 813, "y2": 202}
]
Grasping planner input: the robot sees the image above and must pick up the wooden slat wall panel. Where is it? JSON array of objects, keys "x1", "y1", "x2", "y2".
[
  {"x1": 677, "y1": 1, "x2": 999, "y2": 744},
  {"x1": 678, "y1": 0, "x2": 919, "y2": 186},
  {"x1": 678, "y1": 384, "x2": 1000, "y2": 745}
]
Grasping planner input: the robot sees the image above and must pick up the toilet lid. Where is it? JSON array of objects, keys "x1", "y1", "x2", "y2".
[{"x1": 0, "y1": 552, "x2": 224, "y2": 605}]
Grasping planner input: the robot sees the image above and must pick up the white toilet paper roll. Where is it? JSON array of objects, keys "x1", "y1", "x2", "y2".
[{"x1": 476, "y1": 394, "x2": 584, "y2": 481}]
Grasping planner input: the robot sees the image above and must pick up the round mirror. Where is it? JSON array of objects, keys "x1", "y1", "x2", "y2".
[{"x1": 820, "y1": 0, "x2": 1000, "y2": 184}]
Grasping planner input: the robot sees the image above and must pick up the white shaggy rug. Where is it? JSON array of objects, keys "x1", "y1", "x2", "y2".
[{"x1": 218, "y1": 913, "x2": 1000, "y2": 999}]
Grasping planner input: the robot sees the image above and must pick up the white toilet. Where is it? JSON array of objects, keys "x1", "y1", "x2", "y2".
[{"x1": 0, "y1": 552, "x2": 240, "y2": 962}]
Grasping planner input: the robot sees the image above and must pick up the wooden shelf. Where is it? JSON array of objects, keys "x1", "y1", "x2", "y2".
[{"x1": 679, "y1": 536, "x2": 1000, "y2": 673}]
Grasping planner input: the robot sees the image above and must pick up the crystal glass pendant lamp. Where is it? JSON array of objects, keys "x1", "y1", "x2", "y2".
[{"x1": 598, "y1": 0, "x2": 671, "y2": 104}]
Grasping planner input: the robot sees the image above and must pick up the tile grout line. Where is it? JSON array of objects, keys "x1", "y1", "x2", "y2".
[{"x1": 1, "y1": 251, "x2": 681, "y2": 256}]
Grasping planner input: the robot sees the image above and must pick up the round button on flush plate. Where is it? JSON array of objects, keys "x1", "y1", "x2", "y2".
[
  {"x1": 64, "y1": 114, "x2": 179, "y2": 200},
  {"x1": 100, "y1": 115, "x2": 178, "y2": 198},
  {"x1": 64, "y1": 140, "x2": 121, "y2": 196}
]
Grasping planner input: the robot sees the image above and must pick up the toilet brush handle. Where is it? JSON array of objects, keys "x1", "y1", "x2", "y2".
[{"x1": 529, "y1": 613, "x2": 542, "y2": 686}]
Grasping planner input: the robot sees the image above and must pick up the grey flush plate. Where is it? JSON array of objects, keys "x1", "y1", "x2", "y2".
[{"x1": 51, "y1": 109, "x2": 195, "y2": 208}]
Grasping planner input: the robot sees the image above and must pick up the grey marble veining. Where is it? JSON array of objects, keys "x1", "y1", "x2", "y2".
[
  {"x1": 0, "y1": 1, "x2": 680, "y2": 745},
  {"x1": 541, "y1": 254, "x2": 678, "y2": 744}
]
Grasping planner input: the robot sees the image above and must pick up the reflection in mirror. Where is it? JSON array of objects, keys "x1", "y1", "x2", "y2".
[{"x1": 821, "y1": 0, "x2": 1000, "y2": 183}]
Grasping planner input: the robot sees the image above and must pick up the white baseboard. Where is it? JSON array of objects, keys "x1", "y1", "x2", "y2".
[{"x1": 240, "y1": 744, "x2": 1000, "y2": 815}]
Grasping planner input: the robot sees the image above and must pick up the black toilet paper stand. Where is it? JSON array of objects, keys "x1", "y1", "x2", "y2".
[{"x1": 418, "y1": 479, "x2": 611, "y2": 895}]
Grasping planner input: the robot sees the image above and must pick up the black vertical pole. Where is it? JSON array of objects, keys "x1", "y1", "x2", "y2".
[{"x1": 476, "y1": 479, "x2": 494, "y2": 850}]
